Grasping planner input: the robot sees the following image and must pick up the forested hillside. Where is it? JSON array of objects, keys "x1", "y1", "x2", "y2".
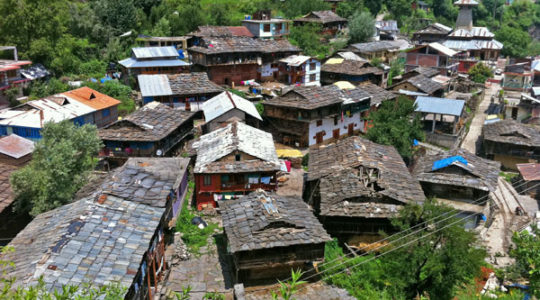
[{"x1": 0, "y1": 0, "x2": 538, "y2": 79}]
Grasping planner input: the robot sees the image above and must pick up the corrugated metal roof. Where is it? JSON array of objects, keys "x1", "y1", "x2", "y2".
[
  {"x1": 279, "y1": 55, "x2": 312, "y2": 67},
  {"x1": 0, "y1": 134, "x2": 34, "y2": 158},
  {"x1": 516, "y1": 163, "x2": 540, "y2": 181},
  {"x1": 137, "y1": 75, "x2": 173, "y2": 97},
  {"x1": 414, "y1": 96, "x2": 465, "y2": 116},
  {"x1": 132, "y1": 46, "x2": 179, "y2": 59},
  {"x1": 454, "y1": 0, "x2": 478, "y2": 5},
  {"x1": 202, "y1": 91, "x2": 262, "y2": 123},
  {"x1": 428, "y1": 42, "x2": 457, "y2": 57},
  {"x1": 443, "y1": 39, "x2": 503, "y2": 51},
  {"x1": 118, "y1": 57, "x2": 190, "y2": 68},
  {"x1": 532, "y1": 86, "x2": 540, "y2": 96}
]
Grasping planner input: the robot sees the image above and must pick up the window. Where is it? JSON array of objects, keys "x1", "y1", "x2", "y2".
[
  {"x1": 204, "y1": 175, "x2": 212, "y2": 186},
  {"x1": 310, "y1": 74, "x2": 316, "y2": 82},
  {"x1": 263, "y1": 24, "x2": 271, "y2": 32},
  {"x1": 316, "y1": 120, "x2": 322, "y2": 126},
  {"x1": 310, "y1": 62, "x2": 317, "y2": 70},
  {"x1": 102, "y1": 108, "x2": 110, "y2": 117},
  {"x1": 235, "y1": 154, "x2": 241, "y2": 161},
  {"x1": 0, "y1": 126, "x2": 6, "y2": 136},
  {"x1": 275, "y1": 23, "x2": 282, "y2": 32}
]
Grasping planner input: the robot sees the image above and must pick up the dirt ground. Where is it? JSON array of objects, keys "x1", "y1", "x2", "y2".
[{"x1": 276, "y1": 167, "x2": 305, "y2": 198}]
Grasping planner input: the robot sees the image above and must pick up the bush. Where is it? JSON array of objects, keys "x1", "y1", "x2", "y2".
[
  {"x1": 468, "y1": 63, "x2": 493, "y2": 84},
  {"x1": 83, "y1": 80, "x2": 135, "y2": 115}
]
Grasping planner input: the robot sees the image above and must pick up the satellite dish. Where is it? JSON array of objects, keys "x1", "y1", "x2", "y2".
[{"x1": 156, "y1": 149, "x2": 163, "y2": 156}]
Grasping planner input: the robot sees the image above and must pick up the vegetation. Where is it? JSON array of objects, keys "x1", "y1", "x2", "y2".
[
  {"x1": 1, "y1": 246, "x2": 126, "y2": 299},
  {"x1": 203, "y1": 291, "x2": 226, "y2": 300},
  {"x1": 323, "y1": 200, "x2": 486, "y2": 299},
  {"x1": 349, "y1": 11, "x2": 376, "y2": 43},
  {"x1": 289, "y1": 24, "x2": 331, "y2": 60},
  {"x1": 175, "y1": 181, "x2": 219, "y2": 254},
  {"x1": 468, "y1": 63, "x2": 494, "y2": 84},
  {"x1": 83, "y1": 80, "x2": 136, "y2": 115},
  {"x1": 366, "y1": 96, "x2": 424, "y2": 159},
  {"x1": 510, "y1": 225, "x2": 540, "y2": 297},
  {"x1": 10, "y1": 121, "x2": 102, "y2": 216},
  {"x1": 271, "y1": 270, "x2": 307, "y2": 300},
  {"x1": 387, "y1": 58, "x2": 405, "y2": 86}
]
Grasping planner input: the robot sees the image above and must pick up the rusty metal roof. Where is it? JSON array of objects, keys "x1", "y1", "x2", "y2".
[
  {"x1": 62, "y1": 87, "x2": 121, "y2": 110},
  {"x1": 0, "y1": 134, "x2": 34, "y2": 159},
  {"x1": 517, "y1": 163, "x2": 540, "y2": 181}
]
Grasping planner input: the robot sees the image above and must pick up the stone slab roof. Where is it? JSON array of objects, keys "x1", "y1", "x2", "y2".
[
  {"x1": 308, "y1": 136, "x2": 425, "y2": 211},
  {"x1": 357, "y1": 82, "x2": 397, "y2": 106},
  {"x1": 0, "y1": 163, "x2": 18, "y2": 214},
  {"x1": 100, "y1": 157, "x2": 190, "y2": 207},
  {"x1": 168, "y1": 72, "x2": 224, "y2": 96},
  {"x1": 294, "y1": 10, "x2": 347, "y2": 24},
  {"x1": 264, "y1": 85, "x2": 343, "y2": 110},
  {"x1": 2, "y1": 195, "x2": 164, "y2": 293},
  {"x1": 393, "y1": 74, "x2": 443, "y2": 95},
  {"x1": 221, "y1": 191, "x2": 331, "y2": 253},
  {"x1": 321, "y1": 60, "x2": 383, "y2": 76},
  {"x1": 193, "y1": 121, "x2": 280, "y2": 174},
  {"x1": 413, "y1": 149, "x2": 500, "y2": 192},
  {"x1": 483, "y1": 120, "x2": 540, "y2": 148},
  {"x1": 99, "y1": 102, "x2": 195, "y2": 142},
  {"x1": 189, "y1": 37, "x2": 299, "y2": 55},
  {"x1": 191, "y1": 26, "x2": 254, "y2": 38}
]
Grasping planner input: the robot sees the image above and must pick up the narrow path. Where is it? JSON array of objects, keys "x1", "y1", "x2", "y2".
[{"x1": 461, "y1": 82, "x2": 498, "y2": 154}]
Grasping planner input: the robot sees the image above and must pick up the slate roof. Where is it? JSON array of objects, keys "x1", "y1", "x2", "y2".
[
  {"x1": 308, "y1": 136, "x2": 425, "y2": 217},
  {"x1": 193, "y1": 121, "x2": 280, "y2": 174},
  {"x1": 99, "y1": 102, "x2": 195, "y2": 142},
  {"x1": 0, "y1": 163, "x2": 18, "y2": 214},
  {"x1": 413, "y1": 149, "x2": 500, "y2": 192},
  {"x1": 2, "y1": 195, "x2": 164, "y2": 293},
  {"x1": 264, "y1": 85, "x2": 343, "y2": 110},
  {"x1": 483, "y1": 120, "x2": 540, "y2": 147},
  {"x1": 397, "y1": 74, "x2": 444, "y2": 95},
  {"x1": 414, "y1": 96, "x2": 465, "y2": 116},
  {"x1": 189, "y1": 37, "x2": 299, "y2": 55},
  {"x1": 357, "y1": 82, "x2": 397, "y2": 106},
  {"x1": 321, "y1": 60, "x2": 384, "y2": 76},
  {"x1": 202, "y1": 91, "x2": 262, "y2": 123},
  {"x1": 294, "y1": 10, "x2": 347, "y2": 24},
  {"x1": 100, "y1": 157, "x2": 189, "y2": 207},
  {"x1": 221, "y1": 191, "x2": 332, "y2": 253},
  {"x1": 168, "y1": 73, "x2": 224, "y2": 96},
  {"x1": 414, "y1": 23, "x2": 453, "y2": 35},
  {"x1": 0, "y1": 134, "x2": 34, "y2": 159},
  {"x1": 350, "y1": 40, "x2": 410, "y2": 54},
  {"x1": 411, "y1": 66, "x2": 440, "y2": 78},
  {"x1": 191, "y1": 26, "x2": 254, "y2": 37}
]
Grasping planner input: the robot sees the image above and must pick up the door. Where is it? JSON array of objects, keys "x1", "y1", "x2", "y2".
[
  {"x1": 511, "y1": 107, "x2": 518, "y2": 120},
  {"x1": 348, "y1": 123, "x2": 354, "y2": 135},
  {"x1": 185, "y1": 100, "x2": 191, "y2": 111},
  {"x1": 333, "y1": 129, "x2": 340, "y2": 140},
  {"x1": 316, "y1": 132, "x2": 324, "y2": 145}
]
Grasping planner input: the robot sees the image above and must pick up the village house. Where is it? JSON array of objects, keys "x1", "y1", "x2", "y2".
[
  {"x1": 138, "y1": 72, "x2": 223, "y2": 110},
  {"x1": 241, "y1": 10, "x2": 291, "y2": 40},
  {"x1": 412, "y1": 23, "x2": 453, "y2": 45},
  {"x1": 293, "y1": 10, "x2": 347, "y2": 37},
  {"x1": 192, "y1": 121, "x2": 281, "y2": 210},
  {"x1": 388, "y1": 74, "x2": 445, "y2": 97},
  {"x1": 304, "y1": 136, "x2": 425, "y2": 238},
  {"x1": 374, "y1": 20, "x2": 399, "y2": 41},
  {"x1": 2, "y1": 156, "x2": 189, "y2": 299},
  {"x1": 201, "y1": 91, "x2": 262, "y2": 133},
  {"x1": 348, "y1": 40, "x2": 411, "y2": 63},
  {"x1": 502, "y1": 62, "x2": 533, "y2": 92},
  {"x1": 99, "y1": 102, "x2": 195, "y2": 158},
  {"x1": 118, "y1": 46, "x2": 190, "y2": 81},
  {"x1": 0, "y1": 134, "x2": 34, "y2": 244},
  {"x1": 483, "y1": 120, "x2": 540, "y2": 170},
  {"x1": 0, "y1": 46, "x2": 49, "y2": 108},
  {"x1": 221, "y1": 190, "x2": 331, "y2": 284},
  {"x1": 503, "y1": 91, "x2": 540, "y2": 125},
  {"x1": 391, "y1": 66, "x2": 441, "y2": 86},
  {"x1": 405, "y1": 42, "x2": 459, "y2": 76},
  {"x1": 415, "y1": 96, "x2": 466, "y2": 148},
  {"x1": 136, "y1": 35, "x2": 191, "y2": 55},
  {"x1": 277, "y1": 55, "x2": 321, "y2": 86},
  {"x1": 321, "y1": 58, "x2": 388, "y2": 87},
  {"x1": 515, "y1": 163, "x2": 540, "y2": 200},
  {"x1": 413, "y1": 149, "x2": 500, "y2": 228},
  {"x1": 263, "y1": 85, "x2": 370, "y2": 148},
  {"x1": 190, "y1": 25, "x2": 254, "y2": 40},
  {"x1": 0, "y1": 87, "x2": 121, "y2": 140},
  {"x1": 188, "y1": 36, "x2": 299, "y2": 85},
  {"x1": 532, "y1": 60, "x2": 540, "y2": 86}
]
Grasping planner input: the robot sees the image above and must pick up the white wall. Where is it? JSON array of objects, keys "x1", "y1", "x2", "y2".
[
  {"x1": 308, "y1": 112, "x2": 363, "y2": 146},
  {"x1": 303, "y1": 58, "x2": 321, "y2": 86}
]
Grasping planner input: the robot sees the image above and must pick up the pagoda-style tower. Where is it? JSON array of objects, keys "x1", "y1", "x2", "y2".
[{"x1": 454, "y1": 0, "x2": 478, "y2": 30}]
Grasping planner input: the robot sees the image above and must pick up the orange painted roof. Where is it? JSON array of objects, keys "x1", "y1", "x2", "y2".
[{"x1": 62, "y1": 87, "x2": 121, "y2": 110}]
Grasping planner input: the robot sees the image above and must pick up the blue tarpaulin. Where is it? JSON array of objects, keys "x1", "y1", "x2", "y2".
[
  {"x1": 178, "y1": 50, "x2": 185, "y2": 59},
  {"x1": 413, "y1": 139, "x2": 419, "y2": 146},
  {"x1": 432, "y1": 155, "x2": 468, "y2": 171},
  {"x1": 100, "y1": 75, "x2": 112, "y2": 83}
]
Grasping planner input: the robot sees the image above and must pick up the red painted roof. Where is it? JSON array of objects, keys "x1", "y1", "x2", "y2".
[{"x1": 227, "y1": 26, "x2": 254, "y2": 37}]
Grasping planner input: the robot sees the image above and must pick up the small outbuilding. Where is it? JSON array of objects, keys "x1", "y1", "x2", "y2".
[
  {"x1": 201, "y1": 91, "x2": 262, "y2": 133},
  {"x1": 221, "y1": 190, "x2": 332, "y2": 284}
]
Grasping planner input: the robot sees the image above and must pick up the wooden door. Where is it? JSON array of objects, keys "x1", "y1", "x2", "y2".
[
  {"x1": 316, "y1": 132, "x2": 324, "y2": 144},
  {"x1": 333, "y1": 129, "x2": 340, "y2": 140},
  {"x1": 348, "y1": 123, "x2": 354, "y2": 135}
]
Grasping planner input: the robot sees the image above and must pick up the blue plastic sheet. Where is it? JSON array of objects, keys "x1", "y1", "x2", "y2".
[{"x1": 432, "y1": 156, "x2": 468, "y2": 171}]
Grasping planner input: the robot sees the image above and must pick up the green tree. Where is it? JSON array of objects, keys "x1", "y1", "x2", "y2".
[
  {"x1": 366, "y1": 96, "x2": 424, "y2": 159},
  {"x1": 93, "y1": 0, "x2": 138, "y2": 37},
  {"x1": 349, "y1": 11, "x2": 376, "y2": 43},
  {"x1": 10, "y1": 121, "x2": 102, "y2": 216},
  {"x1": 337, "y1": 0, "x2": 367, "y2": 19},
  {"x1": 510, "y1": 226, "x2": 540, "y2": 297},
  {"x1": 152, "y1": 17, "x2": 172, "y2": 36},
  {"x1": 364, "y1": 0, "x2": 383, "y2": 16},
  {"x1": 496, "y1": 25, "x2": 532, "y2": 58},
  {"x1": 29, "y1": 78, "x2": 70, "y2": 99},
  {"x1": 388, "y1": 58, "x2": 405, "y2": 86},
  {"x1": 281, "y1": 0, "x2": 330, "y2": 19},
  {"x1": 468, "y1": 62, "x2": 493, "y2": 84},
  {"x1": 289, "y1": 23, "x2": 331, "y2": 59}
]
